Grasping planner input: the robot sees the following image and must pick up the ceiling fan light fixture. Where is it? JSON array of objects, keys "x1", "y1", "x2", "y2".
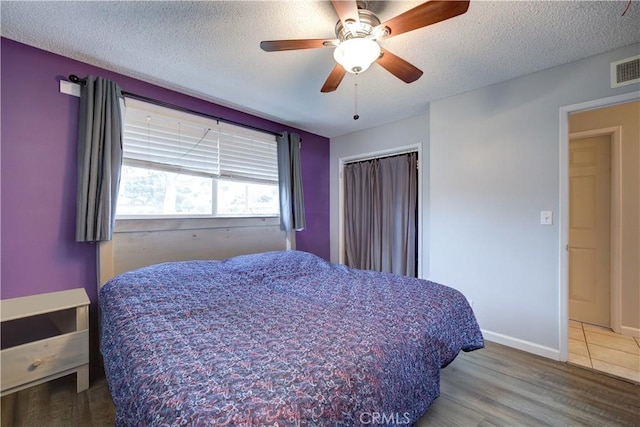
[{"x1": 333, "y1": 37, "x2": 381, "y2": 74}]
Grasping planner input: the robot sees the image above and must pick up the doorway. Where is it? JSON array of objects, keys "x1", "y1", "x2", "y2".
[
  {"x1": 563, "y1": 98, "x2": 640, "y2": 384},
  {"x1": 568, "y1": 133, "x2": 612, "y2": 327},
  {"x1": 343, "y1": 151, "x2": 418, "y2": 276},
  {"x1": 338, "y1": 144, "x2": 422, "y2": 277}
]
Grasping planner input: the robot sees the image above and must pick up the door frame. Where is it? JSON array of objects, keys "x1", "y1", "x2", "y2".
[
  {"x1": 568, "y1": 127, "x2": 620, "y2": 328},
  {"x1": 337, "y1": 144, "x2": 422, "y2": 277},
  {"x1": 558, "y1": 91, "x2": 638, "y2": 361}
]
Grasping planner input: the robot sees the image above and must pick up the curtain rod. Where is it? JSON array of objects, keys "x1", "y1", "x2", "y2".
[
  {"x1": 68, "y1": 75, "x2": 283, "y2": 138},
  {"x1": 343, "y1": 149, "x2": 418, "y2": 165}
]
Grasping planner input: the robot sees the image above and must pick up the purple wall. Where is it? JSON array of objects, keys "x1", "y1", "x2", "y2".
[{"x1": 1, "y1": 38, "x2": 330, "y2": 303}]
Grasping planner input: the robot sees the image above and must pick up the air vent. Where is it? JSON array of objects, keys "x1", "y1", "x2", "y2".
[{"x1": 610, "y1": 55, "x2": 640, "y2": 88}]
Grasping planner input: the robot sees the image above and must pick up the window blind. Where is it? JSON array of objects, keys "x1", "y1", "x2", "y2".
[
  {"x1": 122, "y1": 98, "x2": 278, "y2": 183},
  {"x1": 218, "y1": 123, "x2": 278, "y2": 182}
]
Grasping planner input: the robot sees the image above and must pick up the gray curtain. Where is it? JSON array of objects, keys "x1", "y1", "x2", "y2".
[
  {"x1": 76, "y1": 76, "x2": 123, "y2": 242},
  {"x1": 344, "y1": 152, "x2": 418, "y2": 276},
  {"x1": 277, "y1": 132, "x2": 306, "y2": 231}
]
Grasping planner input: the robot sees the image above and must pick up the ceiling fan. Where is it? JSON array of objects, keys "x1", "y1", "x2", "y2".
[{"x1": 260, "y1": 1, "x2": 470, "y2": 93}]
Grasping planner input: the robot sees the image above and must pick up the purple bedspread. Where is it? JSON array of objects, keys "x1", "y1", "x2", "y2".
[{"x1": 100, "y1": 250, "x2": 483, "y2": 426}]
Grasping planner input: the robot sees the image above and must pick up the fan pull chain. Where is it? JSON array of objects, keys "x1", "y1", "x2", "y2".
[{"x1": 353, "y1": 80, "x2": 359, "y2": 121}]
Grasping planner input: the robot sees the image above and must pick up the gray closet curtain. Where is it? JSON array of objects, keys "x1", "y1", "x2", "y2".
[
  {"x1": 75, "y1": 76, "x2": 124, "y2": 242},
  {"x1": 344, "y1": 152, "x2": 417, "y2": 276},
  {"x1": 277, "y1": 131, "x2": 306, "y2": 231}
]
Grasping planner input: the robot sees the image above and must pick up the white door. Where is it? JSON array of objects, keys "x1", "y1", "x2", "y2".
[{"x1": 568, "y1": 135, "x2": 611, "y2": 327}]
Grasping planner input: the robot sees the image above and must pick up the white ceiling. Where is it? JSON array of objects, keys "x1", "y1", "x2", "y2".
[{"x1": 2, "y1": 1, "x2": 639, "y2": 138}]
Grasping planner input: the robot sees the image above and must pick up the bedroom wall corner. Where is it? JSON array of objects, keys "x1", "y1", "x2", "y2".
[
  {"x1": 1, "y1": 37, "x2": 330, "y2": 365},
  {"x1": 1, "y1": 37, "x2": 330, "y2": 304}
]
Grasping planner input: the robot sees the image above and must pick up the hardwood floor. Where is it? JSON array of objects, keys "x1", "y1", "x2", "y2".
[
  {"x1": 2, "y1": 341, "x2": 638, "y2": 426},
  {"x1": 0, "y1": 366, "x2": 115, "y2": 427},
  {"x1": 419, "y1": 342, "x2": 639, "y2": 426}
]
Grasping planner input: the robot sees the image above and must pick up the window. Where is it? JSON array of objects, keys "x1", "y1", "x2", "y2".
[{"x1": 116, "y1": 98, "x2": 279, "y2": 218}]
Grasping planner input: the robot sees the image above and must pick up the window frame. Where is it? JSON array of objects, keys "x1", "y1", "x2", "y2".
[
  {"x1": 116, "y1": 97, "x2": 280, "y2": 222},
  {"x1": 114, "y1": 215, "x2": 281, "y2": 233}
]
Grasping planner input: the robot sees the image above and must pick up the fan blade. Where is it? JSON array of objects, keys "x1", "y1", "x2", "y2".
[
  {"x1": 376, "y1": 48, "x2": 423, "y2": 83},
  {"x1": 321, "y1": 64, "x2": 347, "y2": 93},
  {"x1": 375, "y1": 1, "x2": 470, "y2": 40},
  {"x1": 332, "y1": 1, "x2": 360, "y2": 36},
  {"x1": 260, "y1": 39, "x2": 337, "y2": 52}
]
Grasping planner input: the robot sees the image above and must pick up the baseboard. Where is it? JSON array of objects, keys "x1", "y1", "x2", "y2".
[
  {"x1": 620, "y1": 325, "x2": 640, "y2": 338},
  {"x1": 481, "y1": 329, "x2": 560, "y2": 361}
]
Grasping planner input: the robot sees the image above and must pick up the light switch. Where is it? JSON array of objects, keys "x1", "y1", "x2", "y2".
[{"x1": 540, "y1": 210, "x2": 553, "y2": 225}]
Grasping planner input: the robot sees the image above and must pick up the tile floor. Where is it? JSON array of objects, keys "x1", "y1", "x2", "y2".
[{"x1": 568, "y1": 320, "x2": 640, "y2": 384}]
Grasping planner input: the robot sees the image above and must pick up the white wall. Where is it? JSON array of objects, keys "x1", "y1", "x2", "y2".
[
  {"x1": 329, "y1": 112, "x2": 429, "y2": 273},
  {"x1": 330, "y1": 43, "x2": 639, "y2": 359},
  {"x1": 429, "y1": 43, "x2": 640, "y2": 357}
]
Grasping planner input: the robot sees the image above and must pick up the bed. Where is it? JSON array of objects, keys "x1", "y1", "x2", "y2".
[{"x1": 99, "y1": 250, "x2": 483, "y2": 426}]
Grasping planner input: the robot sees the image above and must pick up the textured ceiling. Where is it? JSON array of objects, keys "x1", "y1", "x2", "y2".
[{"x1": 2, "y1": 1, "x2": 639, "y2": 138}]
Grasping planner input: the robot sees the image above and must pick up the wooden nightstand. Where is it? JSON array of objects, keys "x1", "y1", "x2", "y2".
[{"x1": 0, "y1": 289, "x2": 90, "y2": 396}]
